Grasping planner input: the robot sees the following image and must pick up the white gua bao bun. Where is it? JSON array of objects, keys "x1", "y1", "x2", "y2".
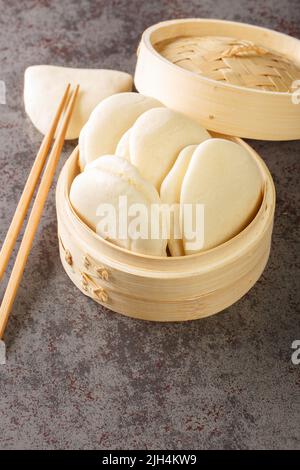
[
  {"x1": 160, "y1": 145, "x2": 198, "y2": 256},
  {"x1": 115, "y1": 128, "x2": 131, "y2": 161},
  {"x1": 70, "y1": 156, "x2": 168, "y2": 257},
  {"x1": 181, "y1": 139, "x2": 263, "y2": 255},
  {"x1": 24, "y1": 65, "x2": 133, "y2": 140},
  {"x1": 73, "y1": 92, "x2": 262, "y2": 258},
  {"x1": 79, "y1": 93, "x2": 163, "y2": 169},
  {"x1": 123, "y1": 107, "x2": 211, "y2": 190}
]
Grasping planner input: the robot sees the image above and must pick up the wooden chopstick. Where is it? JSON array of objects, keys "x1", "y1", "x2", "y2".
[
  {"x1": 0, "y1": 84, "x2": 79, "y2": 339},
  {"x1": 0, "y1": 84, "x2": 71, "y2": 281}
]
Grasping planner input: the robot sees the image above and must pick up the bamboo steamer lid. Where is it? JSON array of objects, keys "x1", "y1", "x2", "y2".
[{"x1": 135, "y1": 18, "x2": 300, "y2": 140}]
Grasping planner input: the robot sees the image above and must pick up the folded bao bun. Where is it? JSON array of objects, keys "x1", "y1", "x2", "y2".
[
  {"x1": 70, "y1": 156, "x2": 168, "y2": 257},
  {"x1": 24, "y1": 65, "x2": 133, "y2": 140},
  {"x1": 74, "y1": 92, "x2": 262, "y2": 258},
  {"x1": 181, "y1": 139, "x2": 263, "y2": 255},
  {"x1": 128, "y1": 107, "x2": 211, "y2": 190},
  {"x1": 79, "y1": 93, "x2": 163, "y2": 169},
  {"x1": 160, "y1": 145, "x2": 198, "y2": 256},
  {"x1": 115, "y1": 128, "x2": 131, "y2": 161}
]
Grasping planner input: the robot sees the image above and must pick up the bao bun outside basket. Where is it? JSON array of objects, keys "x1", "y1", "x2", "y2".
[
  {"x1": 56, "y1": 136, "x2": 275, "y2": 322},
  {"x1": 134, "y1": 18, "x2": 300, "y2": 141}
]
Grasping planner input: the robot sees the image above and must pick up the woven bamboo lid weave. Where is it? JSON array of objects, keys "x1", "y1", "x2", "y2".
[
  {"x1": 156, "y1": 36, "x2": 300, "y2": 93},
  {"x1": 135, "y1": 19, "x2": 300, "y2": 141}
]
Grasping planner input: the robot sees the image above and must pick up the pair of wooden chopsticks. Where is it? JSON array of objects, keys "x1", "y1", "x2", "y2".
[{"x1": 0, "y1": 83, "x2": 79, "y2": 353}]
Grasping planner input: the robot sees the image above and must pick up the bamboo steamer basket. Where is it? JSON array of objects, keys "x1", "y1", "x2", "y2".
[
  {"x1": 135, "y1": 18, "x2": 300, "y2": 140},
  {"x1": 56, "y1": 135, "x2": 275, "y2": 322}
]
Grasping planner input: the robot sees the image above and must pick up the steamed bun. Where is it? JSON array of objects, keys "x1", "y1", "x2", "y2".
[
  {"x1": 181, "y1": 139, "x2": 263, "y2": 254},
  {"x1": 24, "y1": 65, "x2": 133, "y2": 140},
  {"x1": 70, "y1": 156, "x2": 168, "y2": 257},
  {"x1": 115, "y1": 128, "x2": 131, "y2": 161},
  {"x1": 73, "y1": 92, "x2": 262, "y2": 258},
  {"x1": 79, "y1": 93, "x2": 162, "y2": 168},
  {"x1": 129, "y1": 108, "x2": 211, "y2": 190},
  {"x1": 160, "y1": 145, "x2": 197, "y2": 256}
]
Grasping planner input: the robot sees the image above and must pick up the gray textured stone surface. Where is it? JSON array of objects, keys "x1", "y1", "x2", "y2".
[{"x1": 0, "y1": 0, "x2": 299, "y2": 450}]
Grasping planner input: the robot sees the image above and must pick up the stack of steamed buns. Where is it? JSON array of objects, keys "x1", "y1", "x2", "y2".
[{"x1": 70, "y1": 92, "x2": 263, "y2": 257}]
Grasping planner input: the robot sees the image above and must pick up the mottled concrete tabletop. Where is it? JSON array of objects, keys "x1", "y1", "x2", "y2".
[{"x1": 0, "y1": 0, "x2": 299, "y2": 450}]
